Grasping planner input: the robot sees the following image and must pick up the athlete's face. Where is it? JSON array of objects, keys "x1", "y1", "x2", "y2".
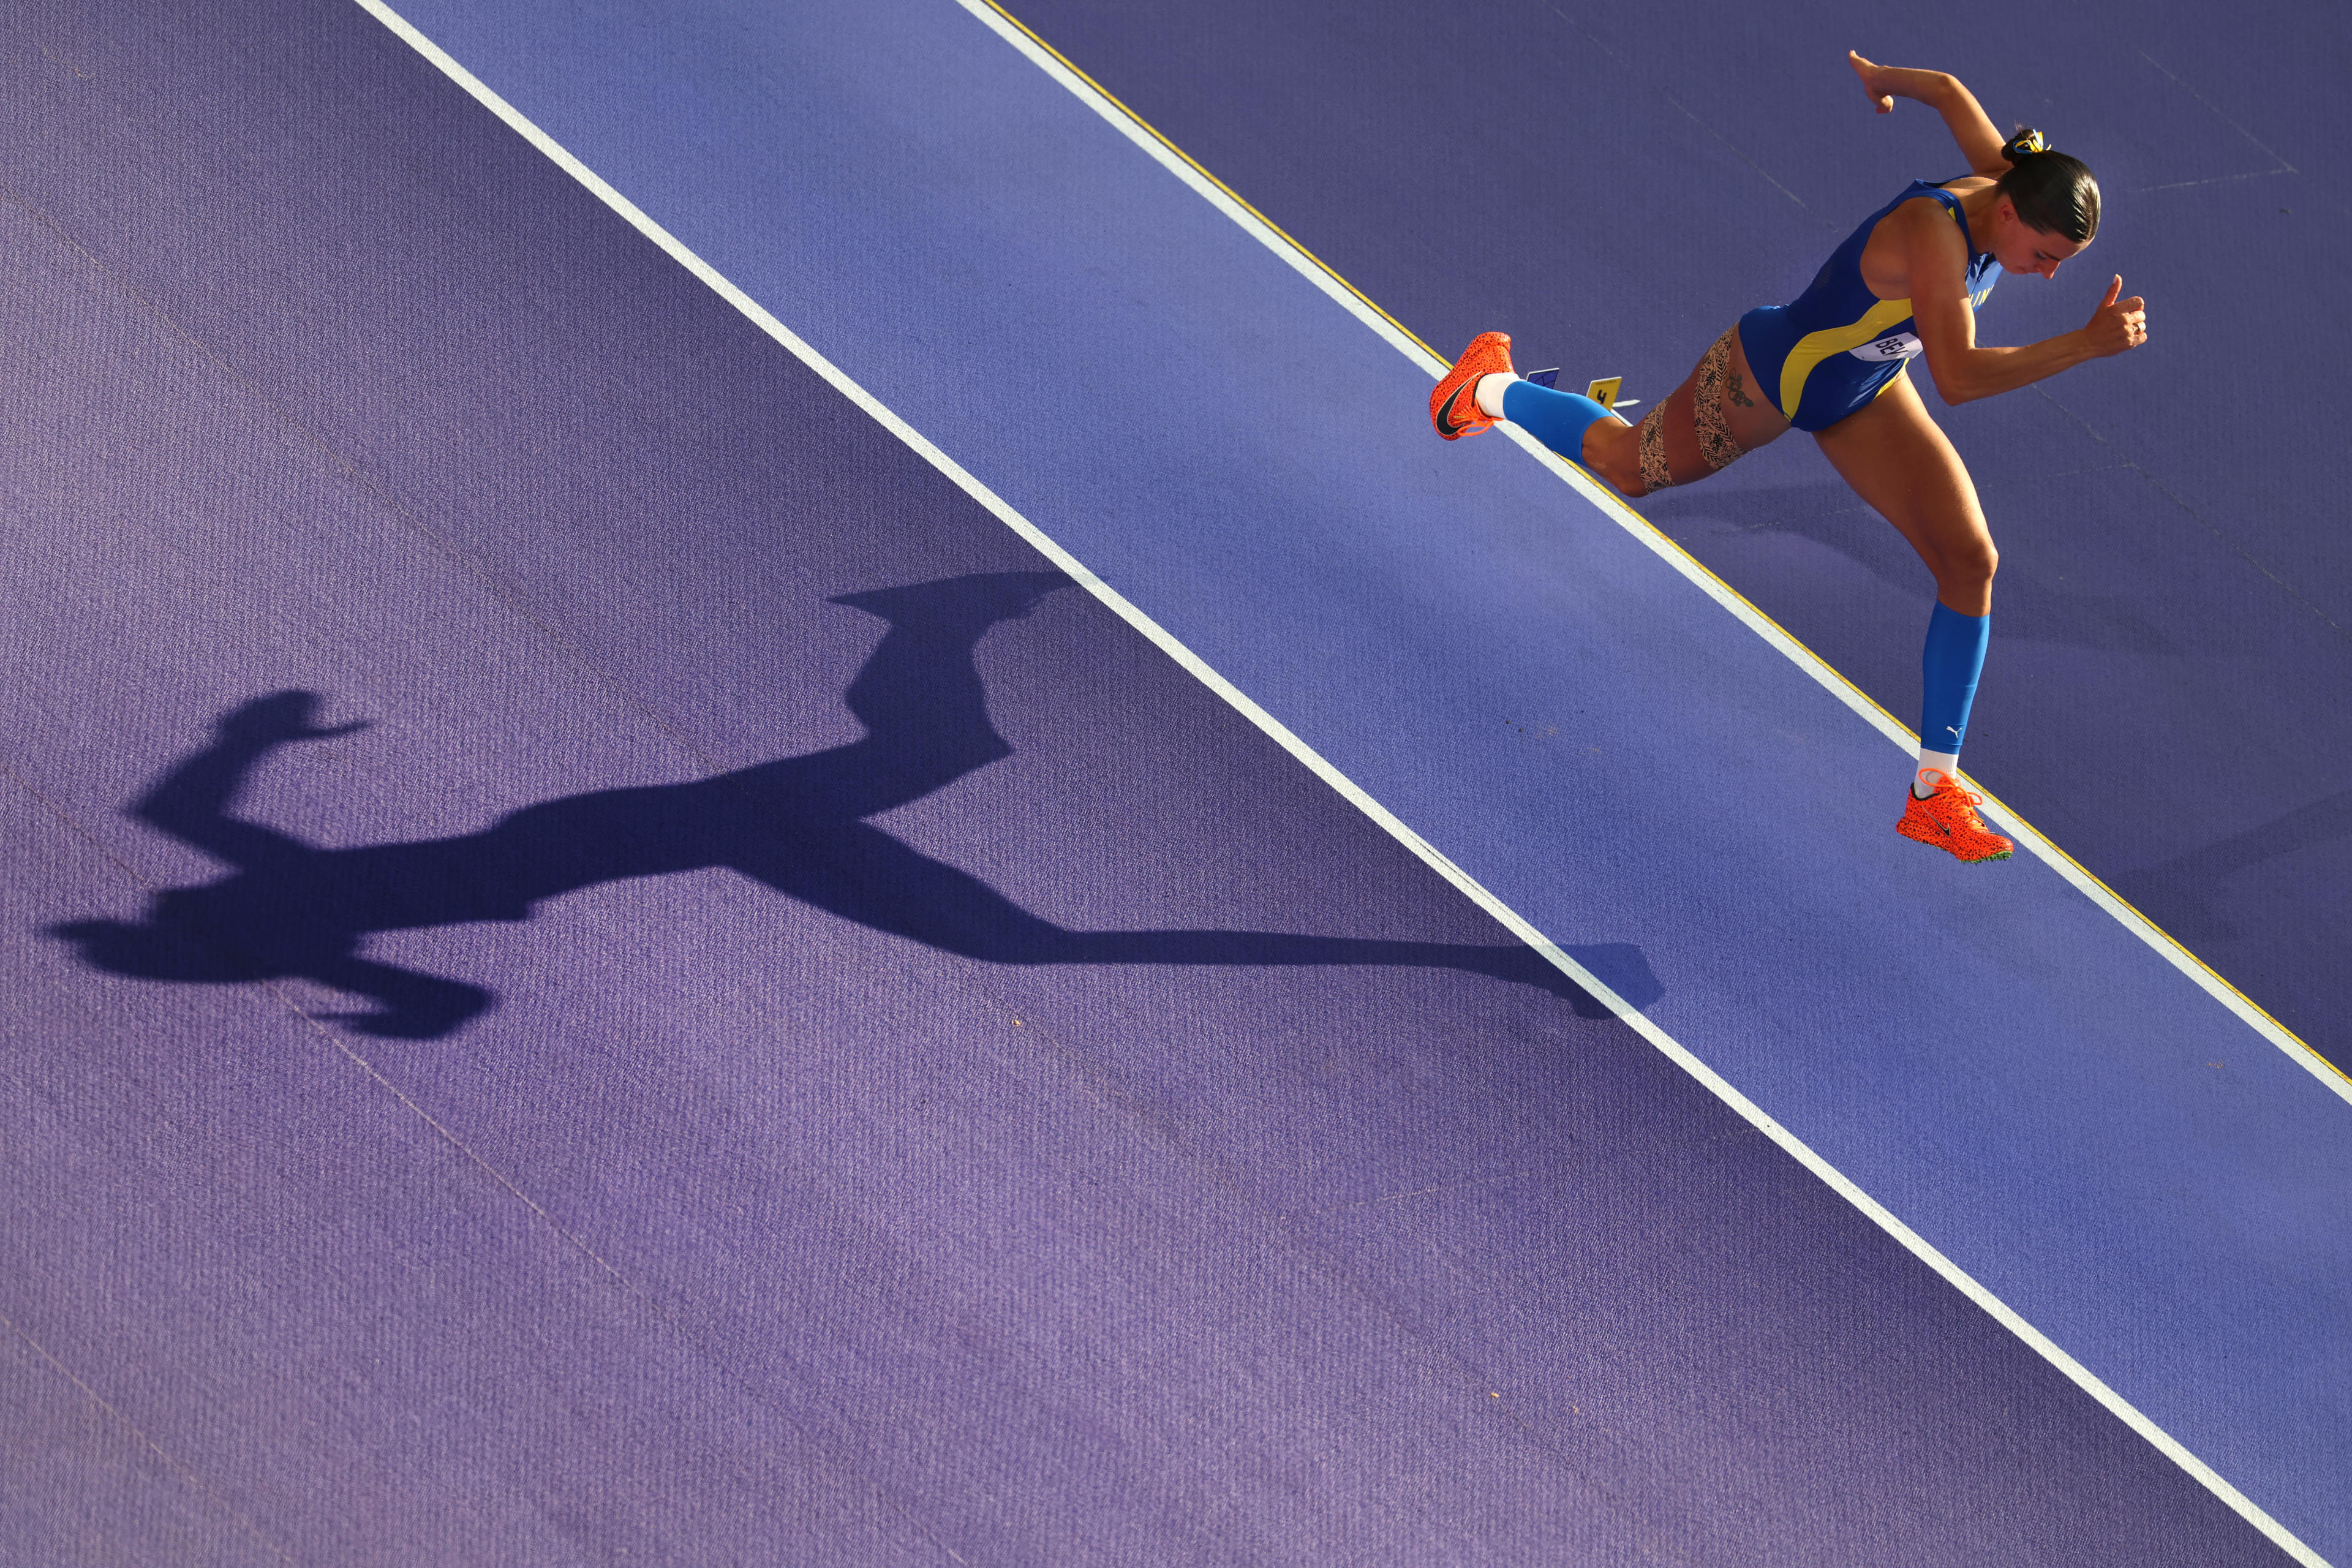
[{"x1": 1992, "y1": 197, "x2": 2084, "y2": 280}]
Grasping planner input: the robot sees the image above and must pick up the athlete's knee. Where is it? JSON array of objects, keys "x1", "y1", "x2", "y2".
[
  {"x1": 1942, "y1": 539, "x2": 1998, "y2": 587},
  {"x1": 1582, "y1": 420, "x2": 1643, "y2": 495},
  {"x1": 1930, "y1": 545, "x2": 1997, "y2": 614}
]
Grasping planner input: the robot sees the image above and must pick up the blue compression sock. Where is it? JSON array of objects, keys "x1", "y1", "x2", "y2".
[
  {"x1": 1501, "y1": 379, "x2": 1614, "y2": 461},
  {"x1": 1919, "y1": 600, "x2": 1990, "y2": 763}
]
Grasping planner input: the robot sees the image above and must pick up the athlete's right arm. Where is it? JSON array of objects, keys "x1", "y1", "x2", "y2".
[{"x1": 1847, "y1": 53, "x2": 2008, "y2": 175}]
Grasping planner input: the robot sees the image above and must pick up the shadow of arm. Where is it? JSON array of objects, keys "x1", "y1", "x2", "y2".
[{"x1": 134, "y1": 693, "x2": 358, "y2": 869}]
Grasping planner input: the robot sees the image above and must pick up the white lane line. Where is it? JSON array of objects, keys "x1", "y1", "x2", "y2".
[
  {"x1": 353, "y1": 5, "x2": 2332, "y2": 1562},
  {"x1": 952, "y1": 0, "x2": 2349, "y2": 1109}
]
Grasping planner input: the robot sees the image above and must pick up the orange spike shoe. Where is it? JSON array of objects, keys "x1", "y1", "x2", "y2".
[
  {"x1": 1430, "y1": 331, "x2": 1516, "y2": 440},
  {"x1": 1898, "y1": 777, "x2": 2015, "y2": 862}
]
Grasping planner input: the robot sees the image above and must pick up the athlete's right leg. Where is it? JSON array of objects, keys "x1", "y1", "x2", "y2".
[
  {"x1": 1813, "y1": 374, "x2": 2011, "y2": 861},
  {"x1": 1812, "y1": 373, "x2": 1997, "y2": 617}
]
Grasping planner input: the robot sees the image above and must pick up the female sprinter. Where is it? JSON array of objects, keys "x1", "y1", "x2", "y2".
[{"x1": 1430, "y1": 53, "x2": 2148, "y2": 862}]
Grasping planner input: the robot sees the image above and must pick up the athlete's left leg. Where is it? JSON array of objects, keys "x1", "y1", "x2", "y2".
[
  {"x1": 1431, "y1": 328, "x2": 1789, "y2": 496},
  {"x1": 1813, "y1": 373, "x2": 2012, "y2": 862}
]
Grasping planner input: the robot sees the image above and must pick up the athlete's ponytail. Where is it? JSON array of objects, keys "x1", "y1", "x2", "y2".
[{"x1": 1996, "y1": 126, "x2": 2100, "y2": 244}]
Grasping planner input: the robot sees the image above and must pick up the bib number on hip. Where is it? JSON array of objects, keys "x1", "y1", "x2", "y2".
[{"x1": 1849, "y1": 331, "x2": 1923, "y2": 363}]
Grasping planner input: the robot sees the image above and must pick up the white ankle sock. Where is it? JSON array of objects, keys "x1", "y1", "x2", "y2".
[
  {"x1": 1913, "y1": 750, "x2": 1961, "y2": 799},
  {"x1": 1473, "y1": 372, "x2": 1517, "y2": 420}
]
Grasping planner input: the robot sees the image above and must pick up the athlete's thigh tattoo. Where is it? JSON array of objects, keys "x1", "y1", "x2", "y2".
[
  {"x1": 1691, "y1": 328, "x2": 1748, "y2": 472},
  {"x1": 1638, "y1": 328, "x2": 1749, "y2": 492},
  {"x1": 1636, "y1": 404, "x2": 1675, "y2": 492}
]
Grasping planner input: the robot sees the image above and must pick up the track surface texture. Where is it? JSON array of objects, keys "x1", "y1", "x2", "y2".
[
  {"x1": 0, "y1": 1, "x2": 2339, "y2": 1564},
  {"x1": 1010, "y1": 0, "x2": 2352, "y2": 1067}
]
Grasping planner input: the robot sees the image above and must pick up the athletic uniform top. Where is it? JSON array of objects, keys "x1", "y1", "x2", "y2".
[{"x1": 1738, "y1": 180, "x2": 2002, "y2": 432}]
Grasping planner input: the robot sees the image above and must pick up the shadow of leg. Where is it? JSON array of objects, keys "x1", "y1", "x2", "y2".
[{"x1": 739, "y1": 821, "x2": 1621, "y2": 1005}]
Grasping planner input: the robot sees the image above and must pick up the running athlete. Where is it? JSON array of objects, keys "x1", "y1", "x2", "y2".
[{"x1": 1430, "y1": 52, "x2": 2148, "y2": 862}]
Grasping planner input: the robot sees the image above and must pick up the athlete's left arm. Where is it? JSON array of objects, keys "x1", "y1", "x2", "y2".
[{"x1": 1907, "y1": 212, "x2": 2148, "y2": 402}]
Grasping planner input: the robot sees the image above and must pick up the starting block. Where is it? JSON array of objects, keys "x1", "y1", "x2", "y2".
[{"x1": 1527, "y1": 369, "x2": 1640, "y2": 424}]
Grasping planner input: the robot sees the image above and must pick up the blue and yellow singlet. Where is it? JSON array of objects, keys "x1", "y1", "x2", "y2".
[{"x1": 1738, "y1": 181, "x2": 2001, "y2": 432}]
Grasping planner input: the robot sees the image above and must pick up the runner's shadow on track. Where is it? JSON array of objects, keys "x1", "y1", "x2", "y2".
[{"x1": 51, "y1": 571, "x2": 1658, "y2": 1038}]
